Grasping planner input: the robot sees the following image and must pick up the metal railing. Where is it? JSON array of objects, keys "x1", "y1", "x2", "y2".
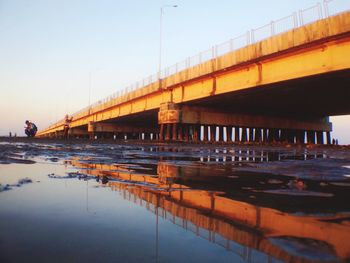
[{"x1": 46, "y1": 0, "x2": 349, "y2": 131}]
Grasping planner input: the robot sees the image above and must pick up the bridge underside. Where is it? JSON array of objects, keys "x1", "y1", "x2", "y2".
[{"x1": 189, "y1": 69, "x2": 350, "y2": 118}]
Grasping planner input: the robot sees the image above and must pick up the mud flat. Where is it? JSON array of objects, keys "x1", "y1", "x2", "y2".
[{"x1": 1, "y1": 137, "x2": 350, "y2": 262}]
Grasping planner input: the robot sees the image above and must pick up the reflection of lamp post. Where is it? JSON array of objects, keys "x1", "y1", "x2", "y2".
[
  {"x1": 159, "y1": 4, "x2": 177, "y2": 81},
  {"x1": 155, "y1": 193, "x2": 160, "y2": 263}
]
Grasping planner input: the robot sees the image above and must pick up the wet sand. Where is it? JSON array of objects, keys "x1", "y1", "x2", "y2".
[{"x1": 1, "y1": 137, "x2": 350, "y2": 262}]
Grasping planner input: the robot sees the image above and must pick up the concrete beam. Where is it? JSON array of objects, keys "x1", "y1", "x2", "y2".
[
  {"x1": 159, "y1": 105, "x2": 332, "y2": 132},
  {"x1": 88, "y1": 122, "x2": 158, "y2": 133},
  {"x1": 68, "y1": 128, "x2": 89, "y2": 136}
]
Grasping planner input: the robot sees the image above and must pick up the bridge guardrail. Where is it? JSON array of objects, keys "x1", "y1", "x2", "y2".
[{"x1": 45, "y1": 0, "x2": 349, "y2": 132}]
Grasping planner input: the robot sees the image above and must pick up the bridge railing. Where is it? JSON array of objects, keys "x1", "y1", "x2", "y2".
[{"x1": 45, "y1": 0, "x2": 349, "y2": 131}]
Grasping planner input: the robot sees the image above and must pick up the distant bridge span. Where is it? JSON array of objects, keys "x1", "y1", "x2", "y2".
[{"x1": 38, "y1": 11, "x2": 350, "y2": 144}]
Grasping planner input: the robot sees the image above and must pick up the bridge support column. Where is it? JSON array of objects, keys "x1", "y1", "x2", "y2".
[
  {"x1": 287, "y1": 130, "x2": 295, "y2": 144},
  {"x1": 184, "y1": 125, "x2": 189, "y2": 142},
  {"x1": 203, "y1": 126, "x2": 209, "y2": 142},
  {"x1": 144, "y1": 133, "x2": 150, "y2": 140},
  {"x1": 235, "y1": 127, "x2": 240, "y2": 142},
  {"x1": 178, "y1": 125, "x2": 183, "y2": 141},
  {"x1": 280, "y1": 129, "x2": 287, "y2": 143},
  {"x1": 227, "y1": 126, "x2": 233, "y2": 142},
  {"x1": 263, "y1": 129, "x2": 268, "y2": 143},
  {"x1": 210, "y1": 126, "x2": 215, "y2": 142},
  {"x1": 296, "y1": 130, "x2": 305, "y2": 144},
  {"x1": 326, "y1": 132, "x2": 331, "y2": 145},
  {"x1": 267, "y1": 129, "x2": 274, "y2": 143},
  {"x1": 317, "y1": 131, "x2": 324, "y2": 145},
  {"x1": 241, "y1": 128, "x2": 247, "y2": 143},
  {"x1": 249, "y1": 128, "x2": 254, "y2": 142},
  {"x1": 217, "y1": 126, "x2": 223, "y2": 142},
  {"x1": 193, "y1": 125, "x2": 199, "y2": 142},
  {"x1": 88, "y1": 121, "x2": 95, "y2": 140},
  {"x1": 276, "y1": 129, "x2": 281, "y2": 143},
  {"x1": 307, "y1": 131, "x2": 316, "y2": 144},
  {"x1": 159, "y1": 124, "x2": 165, "y2": 141},
  {"x1": 172, "y1": 123, "x2": 178, "y2": 141},
  {"x1": 165, "y1": 124, "x2": 171, "y2": 141},
  {"x1": 255, "y1": 128, "x2": 262, "y2": 143}
]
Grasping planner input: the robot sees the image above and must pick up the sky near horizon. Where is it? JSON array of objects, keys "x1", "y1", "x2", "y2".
[{"x1": 0, "y1": 0, "x2": 349, "y2": 143}]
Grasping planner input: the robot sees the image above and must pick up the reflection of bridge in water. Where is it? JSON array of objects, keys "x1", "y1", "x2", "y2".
[{"x1": 70, "y1": 159, "x2": 350, "y2": 262}]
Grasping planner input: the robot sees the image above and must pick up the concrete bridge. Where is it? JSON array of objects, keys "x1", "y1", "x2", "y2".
[{"x1": 38, "y1": 10, "x2": 350, "y2": 144}]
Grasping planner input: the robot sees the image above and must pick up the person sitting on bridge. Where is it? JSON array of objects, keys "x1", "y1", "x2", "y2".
[{"x1": 25, "y1": 120, "x2": 38, "y2": 137}]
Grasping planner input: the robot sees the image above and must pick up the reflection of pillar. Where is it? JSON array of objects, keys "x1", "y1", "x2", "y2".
[
  {"x1": 172, "y1": 123, "x2": 178, "y2": 141},
  {"x1": 203, "y1": 126, "x2": 208, "y2": 142},
  {"x1": 249, "y1": 128, "x2": 254, "y2": 142},
  {"x1": 235, "y1": 127, "x2": 240, "y2": 142},
  {"x1": 317, "y1": 131, "x2": 324, "y2": 145},
  {"x1": 159, "y1": 124, "x2": 164, "y2": 141},
  {"x1": 326, "y1": 132, "x2": 331, "y2": 145},
  {"x1": 241, "y1": 127, "x2": 247, "y2": 142}
]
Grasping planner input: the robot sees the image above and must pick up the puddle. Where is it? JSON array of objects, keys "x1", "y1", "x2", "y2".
[{"x1": 0, "y1": 140, "x2": 350, "y2": 262}]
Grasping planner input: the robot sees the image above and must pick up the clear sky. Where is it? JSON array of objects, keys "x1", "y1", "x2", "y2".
[{"x1": 0, "y1": 0, "x2": 349, "y2": 143}]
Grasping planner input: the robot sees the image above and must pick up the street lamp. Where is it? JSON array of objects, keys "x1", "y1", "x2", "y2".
[{"x1": 159, "y1": 4, "x2": 177, "y2": 81}]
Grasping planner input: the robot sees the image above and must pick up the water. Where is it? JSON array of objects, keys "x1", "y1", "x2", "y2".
[{"x1": 1, "y1": 141, "x2": 350, "y2": 262}]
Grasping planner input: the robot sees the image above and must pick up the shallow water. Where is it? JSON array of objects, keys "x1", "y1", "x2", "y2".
[{"x1": 1, "y1": 141, "x2": 350, "y2": 262}]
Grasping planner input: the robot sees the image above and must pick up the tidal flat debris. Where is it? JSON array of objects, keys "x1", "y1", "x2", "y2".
[
  {"x1": 47, "y1": 172, "x2": 93, "y2": 180},
  {"x1": 0, "y1": 184, "x2": 11, "y2": 192},
  {"x1": 48, "y1": 157, "x2": 59, "y2": 162},
  {"x1": 0, "y1": 178, "x2": 33, "y2": 192},
  {"x1": 18, "y1": 177, "x2": 32, "y2": 185}
]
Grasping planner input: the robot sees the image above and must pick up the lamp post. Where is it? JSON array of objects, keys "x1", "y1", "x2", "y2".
[{"x1": 159, "y1": 4, "x2": 177, "y2": 81}]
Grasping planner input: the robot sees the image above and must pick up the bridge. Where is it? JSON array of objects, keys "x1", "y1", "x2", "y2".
[{"x1": 38, "y1": 6, "x2": 350, "y2": 144}]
